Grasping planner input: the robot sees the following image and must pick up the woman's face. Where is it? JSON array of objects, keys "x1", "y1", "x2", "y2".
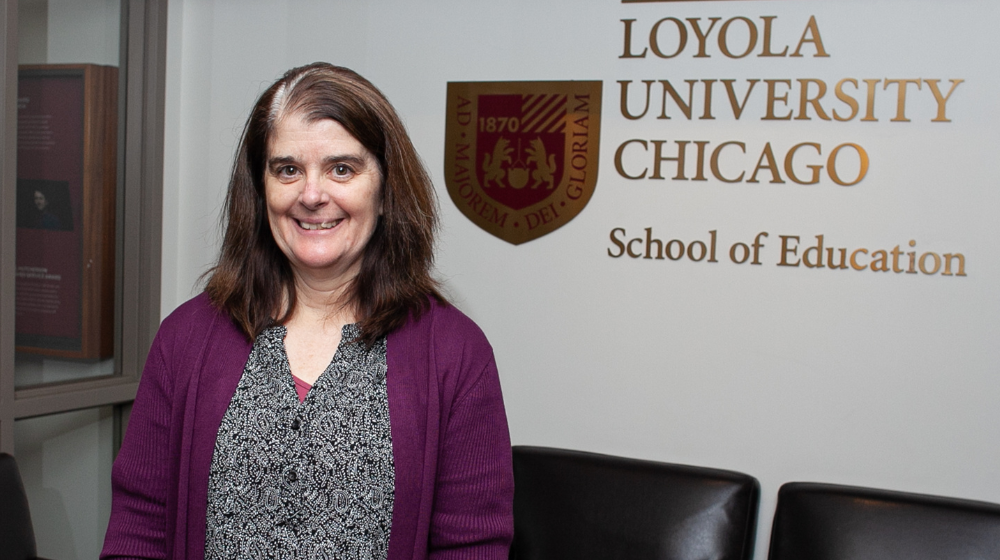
[
  {"x1": 264, "y1": 112, "x2": 383, "y2": 284},
  {"x1": 33, "y1": 190, "x2": 47, "y2": 210}
]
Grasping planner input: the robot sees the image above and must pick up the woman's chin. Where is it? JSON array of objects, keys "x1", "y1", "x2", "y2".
[{"x1": 289, "y1": 255, "x2": 361, "y2": 282}]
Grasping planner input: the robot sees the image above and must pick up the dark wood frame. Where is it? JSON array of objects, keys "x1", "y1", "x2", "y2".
[{"x1": 15, "y1": 64, "x2": 118, "y2": 359}]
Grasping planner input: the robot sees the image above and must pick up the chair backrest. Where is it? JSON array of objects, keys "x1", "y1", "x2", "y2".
[
  {"x1": 768, "y1": 482, "x2": 1000, "y2": 560},
  {"x1": 0, "y1": 452, "x2": 39, "y2": 560},
  {"x1": 510, "y1": 446, "x2": 759, "y2": 560}
]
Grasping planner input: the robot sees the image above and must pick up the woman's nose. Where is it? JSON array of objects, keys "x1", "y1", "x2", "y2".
[{"x1": 299, "y1": 174, "x2": 328, "y2": 208}]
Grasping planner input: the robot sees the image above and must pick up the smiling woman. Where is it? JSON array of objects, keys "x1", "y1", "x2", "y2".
[
  {"x1": 101, "y1": 63, "x2": 514, "y2": 560},
  {"x1": 265, "y1": 117, "x2": 383, "y2": 309},
  {"x1": 264, "y1": 115, "x2": 386, "y2": 384},
  {"x1": 207, "y1": 64, "x2": 446, "y2": 347}
]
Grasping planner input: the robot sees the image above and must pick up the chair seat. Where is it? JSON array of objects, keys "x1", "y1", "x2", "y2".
[
  {"x1": 511, "y1": 446, "x2": 759, "y2": 560},
  {"x1": 768, "y1": 482, "x2": 1000, "y2": 560},
  {"x1": 0, "y1": 452, "x2": 42, "y2": 560}
]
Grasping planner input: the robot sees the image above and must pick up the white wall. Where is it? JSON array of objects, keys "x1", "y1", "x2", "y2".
[{"x1": 161, "y1": 1, "x2": 1000, "y2": 557}]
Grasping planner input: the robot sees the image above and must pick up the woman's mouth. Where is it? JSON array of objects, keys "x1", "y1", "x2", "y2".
[{"x1": 298, "y1": 218, "x2": 342, "y2": 231}]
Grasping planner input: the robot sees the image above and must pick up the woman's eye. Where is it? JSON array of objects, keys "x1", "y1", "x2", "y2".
[
  {"x1": 277, "y1": 165, "x2": 298, "y2": 178},
  {"x1": 332, "y1": 164, "x2": 353, "y2": 178}
]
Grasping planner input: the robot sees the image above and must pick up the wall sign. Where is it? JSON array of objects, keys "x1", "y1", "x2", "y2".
[
  {"x1": 16, "y1": 64, "x2": 117, "y2": 359},
  {"x1": 445, "y1": 81, "x2": 602, "y2": 245}
]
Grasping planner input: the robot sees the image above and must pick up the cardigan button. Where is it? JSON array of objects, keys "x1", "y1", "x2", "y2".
[
  {"x1": 290, "y1": 418, "x2": 301, "y2": 431},
  {"x1": 286, "y1": 469, "x2": 298, "y2": 483}
]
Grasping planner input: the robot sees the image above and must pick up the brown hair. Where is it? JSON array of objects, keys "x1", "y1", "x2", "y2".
[{"x1": 205, "y1": 62, "x2": 444, "y2": 345}]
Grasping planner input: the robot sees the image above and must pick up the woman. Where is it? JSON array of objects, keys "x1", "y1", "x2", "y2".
[{"x1": 102, "y1": 63, "x2": 513, "y2": 560}]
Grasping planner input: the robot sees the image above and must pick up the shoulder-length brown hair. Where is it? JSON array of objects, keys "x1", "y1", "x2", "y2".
[{"x1": 206, "y1": 62, "x2": 444, "y2": 345}]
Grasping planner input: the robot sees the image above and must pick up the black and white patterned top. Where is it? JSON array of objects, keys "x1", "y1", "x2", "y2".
[{"x1": 205, "y1": 324, "x2": 394, "y2": 560}]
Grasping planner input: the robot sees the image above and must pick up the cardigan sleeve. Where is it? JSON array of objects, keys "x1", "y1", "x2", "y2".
[
  {"x1": 101, "y1": 333, "x2": 175, "y2": 560},
  {"x1": 428, "y1": 352, "x2": 514, "y2": 559}
]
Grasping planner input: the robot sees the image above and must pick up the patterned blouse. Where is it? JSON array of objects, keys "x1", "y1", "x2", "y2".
[{"x1": 205, "y1": 324, "x2": 394, "y2": 560}]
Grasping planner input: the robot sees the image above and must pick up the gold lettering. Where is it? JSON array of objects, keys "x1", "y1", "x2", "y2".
[
  {"x1": 718, "y1": 17, "x2": 758, "y2": 59},
  {"x1": 862, "y1": 79, "x2": 880, "y2": 122},
  {"x1": 627, "y1": 237, "x2": 644, "y2": 258},
  {"x1": 778, "y1": 235, "x2": 800, "y2": 266},
  {"x1": 710, "y1": 141, "x2": 746, "y2": 183},
  {"x1": 651, "y1": 140, "x2": 689, "y2": 180},
  {"x1": 650, "y1": 17, "x2": 687, "y2": 58},
  {"x1": 747, "y1": 142, "x2": 784, "y2": 183},
  {"x1": 693, "y1": 141, "x2": 710, "y2": 181},
  {"x1": 890, "y1": 245, "x2": 904, "y2": 273},
  {"x1": 924, "y1": 79, "x2": 964, "y2": 122},
  {"x1": 457, "y1": 96, "x2": 472, "y2": 125},
  {"x1": 802, "y1": 235, "x2": 825, "y2": 268},
  {"x1": 763, "y1": 79, "x2": 793, "y2": 120},
  {"x1": 608, "y1": 228, "x2": 626, "y2": 257},
  {"x1": 615, "y1": 139, "x2": 648, "y2": 180},
  {"x1": 791, "y1": 15, "x2": 830, "y2": 57},
  {"x1": 833, "y1": 78, "x2": 860, "y2": 121},
  {"x1": 758, "y1": 16, "x2": 788, "y2": 57},
  {"x1": 796, "y1": 79, "x2": 831, "y2": 121},
  {"x1": 827, "y1": 143, "x2": 869, "y2": 186},
  {"x1": 919, "y1": 252, "x2": 941, "y2": 275},
  {"x1": 619, "y1": 80, "x2": 655, "y2": 120},
  {"x1": 722, "y1": 79, "x2": 759, "y2": 120},
  {"x1": 827, "y1": 247, "x2": 848, "y2": 269},
  {"x1": 942, "y1": 253, "x2": 966, "y2": 276},
  {"x1": 687, "y1": 17, "x2": 722, "y2": 58},
  {"x1": 883, "y1": 78, "x2": 922, "y2": 122},
  {"x1": 870, "y1": 250, "x2": 889, "y2": 272},
  {"x1": 701, "y1": 79, "x2": 716, "y2": 120},
  {"x1": 620, "y1": 19, "x2": 648, "y2": 58},
  {"x1": 784, "y1": 142, "x2": 822, "y2": 185},
  {"x1": 850, "y1": 248, "x2": 868, "y2": 271},
  {"x1": 645, "y1": 228, "x2": 663, "y2": 259},
  {"x1": 658, "y1": 80, "x2": 697, "y2": 120}
]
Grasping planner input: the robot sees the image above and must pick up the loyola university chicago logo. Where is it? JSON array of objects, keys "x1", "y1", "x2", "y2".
[{"x1": 445, "y1": 81, "x2": 602, "y2": 244}]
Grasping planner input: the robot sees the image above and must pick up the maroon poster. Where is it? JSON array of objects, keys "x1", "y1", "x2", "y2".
[{"x1": 15, "y1": 72, "x2": 85, "y2": 352}]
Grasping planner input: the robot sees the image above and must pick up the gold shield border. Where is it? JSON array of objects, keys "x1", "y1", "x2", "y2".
[{"x1": 445, "y1": 81, "x2": 602, "y2": 245}]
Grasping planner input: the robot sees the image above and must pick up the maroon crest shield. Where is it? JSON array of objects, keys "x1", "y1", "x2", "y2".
[{"x1": 445, "y1": 81, "x2": 602, "y2": 245}]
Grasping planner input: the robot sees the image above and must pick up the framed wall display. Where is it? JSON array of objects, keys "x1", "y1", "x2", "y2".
[{"x1": 15, "y1": 64, "x2": 117, "y2": 360}]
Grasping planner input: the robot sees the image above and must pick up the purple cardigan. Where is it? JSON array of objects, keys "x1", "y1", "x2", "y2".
[{"x1": 101, "y1": 294, "x2": 513, "y2": 560}]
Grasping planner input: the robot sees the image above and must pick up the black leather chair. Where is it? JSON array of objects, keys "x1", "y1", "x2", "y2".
[
  {"x1": 767, "y1": 482, "x2": 1000, "y2": 560},
  {"x1": 0, "y1": 452, "x2": 47, "y2": 560},
  {"x1": 510, "y1": 446, "x2": 759, "y2": 560}
]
